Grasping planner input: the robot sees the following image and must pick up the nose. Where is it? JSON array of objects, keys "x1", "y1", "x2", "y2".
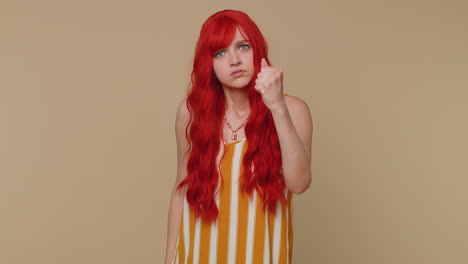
[{"x1": 229, "y1": 50, "x2": 242, "y2": 66}]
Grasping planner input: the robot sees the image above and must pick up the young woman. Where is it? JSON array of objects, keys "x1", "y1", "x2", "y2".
[{"x1": 165, "y1": 9, "x2": 313, "y2": 264}]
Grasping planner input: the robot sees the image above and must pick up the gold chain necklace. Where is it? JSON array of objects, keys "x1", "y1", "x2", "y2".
[{"x1": 224, "y1": 117, "x2": 249, "y2": 140}]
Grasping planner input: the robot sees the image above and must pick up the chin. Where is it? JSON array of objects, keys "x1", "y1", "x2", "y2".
[
  {"x1": 222, "y1": 79, "x2": 251, "y2": 90},
  {"x1": 231, "y1": 82, "x2": 251, "y2": 89}
]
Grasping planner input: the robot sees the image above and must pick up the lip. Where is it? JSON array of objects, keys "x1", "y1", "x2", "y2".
[{"x1": 231, "y1": 70, "x2": 245, "y2": 77}]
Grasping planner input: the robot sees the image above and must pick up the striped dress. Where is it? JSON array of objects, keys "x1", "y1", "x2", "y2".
[{"x1": 172, "y1": 138, "x2": 294, "y2": 264}]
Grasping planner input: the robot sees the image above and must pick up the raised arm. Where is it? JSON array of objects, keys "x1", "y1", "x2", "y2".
[
  {"x1": 271, "y1": 95, "x2": 313, "y2": 194},
  {"x1": 254, "y1": 58, "x2": 313, "y2": 194}
]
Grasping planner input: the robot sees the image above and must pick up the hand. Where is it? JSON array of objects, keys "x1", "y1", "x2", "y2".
[{"x1": 254, "y1": 58, "x2": 286, "y2": 112}]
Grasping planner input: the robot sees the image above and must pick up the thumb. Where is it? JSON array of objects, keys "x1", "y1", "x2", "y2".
[{"x1": 261, "y1": 58, "x2": 269, "y2": 68}]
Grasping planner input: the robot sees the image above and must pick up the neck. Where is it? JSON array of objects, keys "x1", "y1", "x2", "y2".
[{"x1": 222, "y1": 86, "x2": 250, "y2": 119}]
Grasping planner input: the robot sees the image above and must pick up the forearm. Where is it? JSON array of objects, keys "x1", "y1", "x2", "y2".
[
  {"x1": 164, "y1": 185, "x2": 185, "y2": 264},
  {"x1": 271, "y1": 102, "x2": 312, "y2": 194}
]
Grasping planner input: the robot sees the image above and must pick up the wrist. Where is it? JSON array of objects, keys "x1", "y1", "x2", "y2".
[{"x1": 269, "y1": 99, "x2": 288, "y2": 115}]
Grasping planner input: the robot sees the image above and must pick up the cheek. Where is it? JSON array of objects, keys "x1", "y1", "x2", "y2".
[
  {"x1": 212, "y1": 62, "x2": 223, "y2": 79},
  {"x1": 246, "y1": 54, "x2": 254, "y2": 71}
]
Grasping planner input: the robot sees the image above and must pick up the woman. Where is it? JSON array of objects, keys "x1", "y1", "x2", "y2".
[{"x1": 165, "y1": 9, "x2": 313, "y2": 264}]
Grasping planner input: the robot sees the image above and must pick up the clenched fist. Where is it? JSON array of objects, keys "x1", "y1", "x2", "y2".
[{"x1": 254, "y1": 58, "x2": 286, "y2": 111}]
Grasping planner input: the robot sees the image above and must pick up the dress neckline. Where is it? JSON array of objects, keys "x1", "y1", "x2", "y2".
[{"x1": 223, "y1": 138, "x2": 247, "y2": 145}]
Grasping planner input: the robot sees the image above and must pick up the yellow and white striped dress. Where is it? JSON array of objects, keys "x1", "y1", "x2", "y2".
[{"x1": 172, "y1": 138, "x2": 294, "y2": 264}]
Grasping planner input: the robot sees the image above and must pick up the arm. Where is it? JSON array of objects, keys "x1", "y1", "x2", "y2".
[
  {"x1": 254, "y1": 58, "x2": 313, "y2": 194},
  {"x1": 271, "y1": 95, "x2": 313, "y2": 194},
  {"x1": 164, "y1": 99, "x2": 190, "y2": 264}
]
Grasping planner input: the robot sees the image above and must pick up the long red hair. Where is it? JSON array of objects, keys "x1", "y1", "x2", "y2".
[{"x1": 177, "y1": 9, "x2": 286, "y2": 222}]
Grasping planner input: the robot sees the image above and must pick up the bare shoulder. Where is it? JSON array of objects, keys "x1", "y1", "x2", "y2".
[
  {"x1": 175, "y1": 99, "x2": 190, "y2": 133},
  {"x1": 284, "y1": 95, "x2": 312, "y2": 119},
  {"x1": 283, "y1": 94, "x2": 313, "y2": 159},
  {"x1": 175, "y1": 99, "x2": 190, "y2": 151},
  {"x1": 176, "y1": 99, "x2": 190, "y2": 122},
  {"x1": 175, "y1": 99, "x2": 190, "y2": 183}
]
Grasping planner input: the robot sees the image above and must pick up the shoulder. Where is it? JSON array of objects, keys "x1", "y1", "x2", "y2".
[
  {"x1": 175, "y1": 99, "x2": 191, "y2": 138},
  {"x1": 283, "y1": 94, "x2": 313, "y2": 138},
  {"x1": 283, "y1": 94, "x2": 313, "y2": 160},
  {"x1": 175, "y1": 99, "x2": 190, "y2": 127},
  {"x1": 176, "y1": 99, "x2": 189, "y2": 119},
  {"x1": 175, "y1": 99, "x2": 191, "y2": 183},
  {"x1": 284, "y1": 94, "x2": 312, "y2": 119}
]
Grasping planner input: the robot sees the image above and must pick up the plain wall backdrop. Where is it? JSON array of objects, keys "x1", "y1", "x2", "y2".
[{"x1": 1, "y1": 0, "x2": 467, "y2": 263}]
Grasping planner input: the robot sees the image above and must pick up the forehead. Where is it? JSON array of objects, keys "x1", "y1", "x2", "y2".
[
  {"x1": 231, "y1": 27, "x2": 249, "y2": 42},
  {"x1": 209, "y1": 25, "x2": 250, "y2": 52}
]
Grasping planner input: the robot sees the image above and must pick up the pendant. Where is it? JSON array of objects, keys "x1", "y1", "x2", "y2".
[{"x1": 232, "y1": 132, "x2": 237, "y2": 140}]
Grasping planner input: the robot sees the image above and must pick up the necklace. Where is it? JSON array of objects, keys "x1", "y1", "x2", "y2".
[{"x1": 224, "y1": 116, "x2": 249, "y2": 140}]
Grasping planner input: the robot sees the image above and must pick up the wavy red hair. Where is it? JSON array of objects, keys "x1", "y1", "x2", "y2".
[{"x1": 177, "y1": 10, "x2": 286, "y2": 222}]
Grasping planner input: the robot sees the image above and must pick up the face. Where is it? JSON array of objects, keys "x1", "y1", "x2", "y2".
[{"x1": 212, "y1": 27, "x2": 254, "y2": 90}]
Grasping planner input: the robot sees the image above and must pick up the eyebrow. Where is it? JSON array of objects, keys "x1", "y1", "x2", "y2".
[
  {"x1": 234, "y1": 40, "x2": 249, "y2": 44},
  {"x1": 216, "y1": 40, "x2": 249, "y2": 52}
]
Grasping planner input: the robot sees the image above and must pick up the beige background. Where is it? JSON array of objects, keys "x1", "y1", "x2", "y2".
[{"x1": 1, "y1": 0, "x2": 467, "y2": 263}]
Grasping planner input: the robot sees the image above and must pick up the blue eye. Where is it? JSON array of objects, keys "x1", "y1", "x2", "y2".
[
  {"x1": 215, "y1": 50, "x2": 226, "y2": 57},
  {"x1": 240, "y1": 44, "x2": 250, "y2": 50}
]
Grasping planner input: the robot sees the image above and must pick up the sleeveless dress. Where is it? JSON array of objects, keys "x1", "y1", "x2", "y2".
[{"x1": 172, "y1": 138, "x2": 294, "y2": 264}]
